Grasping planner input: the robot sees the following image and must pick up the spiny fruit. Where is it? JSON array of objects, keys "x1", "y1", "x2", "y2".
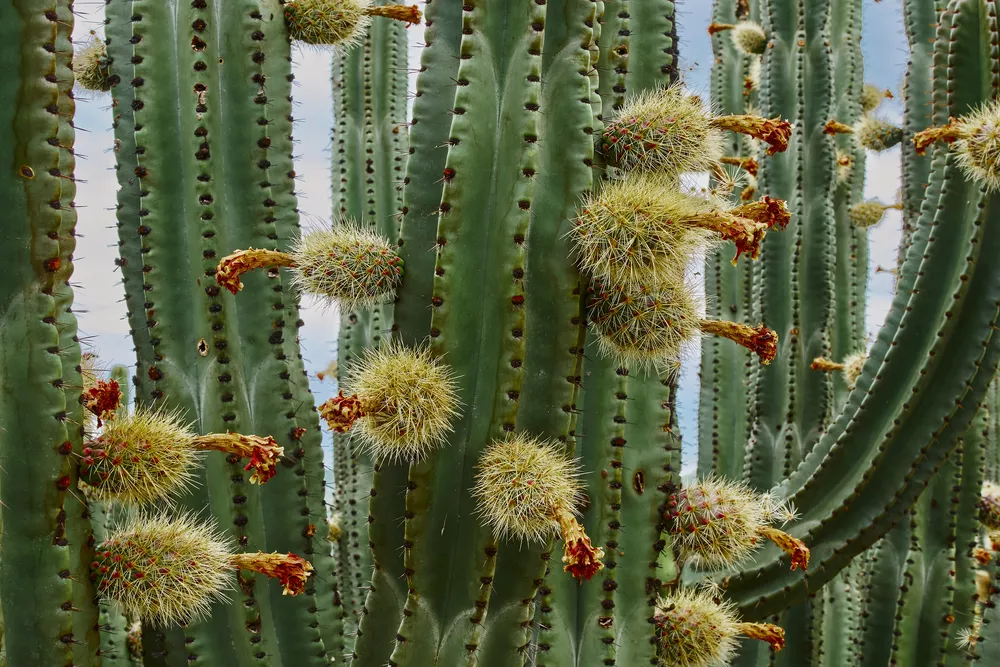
[
  {"x1": 600, "y1": 85, "x2": 791, "y2": 176},
  {"x1": 842, "y1": 351, "x2": 867, "y2": 390},
  {"x1": 571, "y1": 176, "x2": 787, "y2": 290},
  {"x1": 849, "y1": 199, "x2": 902, "y2": 228},
  {"x1": 588, "y1": 280, "x2": 778, "y2": 371},
  {"x1": 854, "y1": 115, "x2": 904, "y2": 152},
  {"x1": 654, "y1": 588, "x2": 786, "y2": 667},
  {"x1": 980, "y1": 481, "x2": 1000, "y2": 530},
  {"x1": 666, "y1": 477, "x2": 809, "y2": 571},
  {"x1": 731, "y1": 21, "x2": 768, "y2": 55},
  {"x1": 317, "y1": 342, "x2": 460, "y2": 462},
  {"x1": 93, "y1": 514, "x2": 314, "y2": 625},
  {"x1": 915, "y1": 98, "x2": 1000, "y2": 191},
  {"x1": 473, "y1": 434, "x2": 604, "y2": 581},
  {"x1": 861, "y1": 84, "x2": 892, "y2": 113},
  {"x1": 284, "y1": 0, "x2": 421, "y2": 47},
  {"x1": 80, "y1": 407, "x2": 285, "y2": 503},
  {"x1": 216, "y1": 224, "x2": 402, "y2": 310},
  {"x1": 74, "y1": 34, "x2": 113, "y2": 92}
]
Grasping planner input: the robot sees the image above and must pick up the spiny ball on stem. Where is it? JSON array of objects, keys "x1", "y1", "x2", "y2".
[
  {"x1": 849, "y1": 199, "x2": 900, "y2": 228},
  {"x1": 74, "y1": 35, "x2": 113, "y2": 92},
  {"x1": 601, "y1": 85, "x2": 724, "y2": 175},
  {"x1": 284, "y1": 0, "x2": 371, "y2": 46},
  {"x1": 91, "y1": 513, "x2": 233, "y2": 626},
  {"x1": 666, "y1": 477, "x2": 808, "y2": 570},
  {"x1": 731, "y1": 21, "x2": 767, "y2": 55},
  {"x1": 860, "y1": 84, "x2": 892, "y2": 113},
  {"x1": 980, "y1": 481, "x2": 1000, "y2": 530},
  {"x1": 952, "y1": 100, "x2": 1000, "y2": 191},
  {"x1": 473, "y1": 434, "x2": 604, "y2": 580},
  {"x1": 855, "y1": 115, "x2": 903, "y2": 152},
  {"x1": 318, "y1": 342, "x2": 460, "y2": 462},
  {"x1": 843, "y1": 351, "x2": 866, "y2": 390}
]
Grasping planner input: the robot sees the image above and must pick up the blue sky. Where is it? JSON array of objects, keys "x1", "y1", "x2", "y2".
[{"x1": 69, "y1": 1, "x2": 907, "y2": 473}]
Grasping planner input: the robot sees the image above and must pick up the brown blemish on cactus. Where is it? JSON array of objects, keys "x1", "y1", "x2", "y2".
[
  {"x1": 699, "y1": 320, "x2": 778, "y2": 364},
  {"x1": 215, "y1": 248, "x2": 295, "y2": 295},
  {"x1": 711, "y1": 115, "x2": 792, "y2": 155},
  {"x1": 759, "y1": 526, "x2": 810, "y2": 570},
  {"x1": 191, "y1": 433, "x2": 284, "y2": 484},
  {"x1": 737, "y1": 622, "x2": 786, "y2": 651},
  {"x1": 810, "y1": 357, "x2": 844, "y2": 372}
]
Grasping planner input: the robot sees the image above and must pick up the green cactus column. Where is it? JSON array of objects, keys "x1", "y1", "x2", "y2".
[{"x1": 0, "y1": 0, "x2": 101, "y2": 664}]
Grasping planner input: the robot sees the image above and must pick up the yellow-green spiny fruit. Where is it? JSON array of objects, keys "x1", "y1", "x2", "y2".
[
  {"x1": 861, "y1": 84, "x2": 892, "y2": 113},
  {"x1": 915, "y1": 98, "x2": 1000, "y2": 191},
  {"x1": 654, "y1": 588, "x2": 786, "y2": 667},
  {"x1": 588, "y1": 280, "x2": 779, "y2": 372},
  {"x1": 284, "y1": 0, "x2": 421, "y2": 46},
  {"x1": 81, "y1": 407, "x2": 286, "y2": 503},
  {"x1": 665, "y1": 477, "x2": 810, "y2": 571},
  {"x1": 854, "y1": 115, "x2": 904, "y2": 151},
  {"x1": 842, "y1": 351, "x2": 867, "y2": 390},
  {"x1": 571, "y1": 175, "x2": 789, "y2": 290},
  {"x1": 473, "y1": 434, "x2": 605, "y2": 581},
  {"x1": 849, "y1": 199, "x2": 902, "y2": 229},
  {"x1": 731, "y1": 21, "x2": 768, "y2": 55},
  {"x1": 74, "y1": 34, "x2": 114, "y2": 93},
  {"x1": 216, "y1": 223, "x2": 403, "y2": 310},
  {"x1": 600, "y1": 85, "x2": 791, "y2": 176},
  {"x1": 93, "y1": 514, "x2": 315, "y2": 625},
  {"x1": 318, "y1": 342, "x2": 461, "y2": 462}
]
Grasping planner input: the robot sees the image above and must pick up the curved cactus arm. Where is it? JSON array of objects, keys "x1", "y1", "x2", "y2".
[{"x1": 716, "y1": 0, "x2": 1000, "y2": 619}]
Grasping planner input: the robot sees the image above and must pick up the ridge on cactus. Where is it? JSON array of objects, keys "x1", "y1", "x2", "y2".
[
  {"x1": 980, "y1": 481, "x2": 1000, "y2": 530},
  {"x1": 666, "y1": 477, "x2": 809, "y2": 571},
  {"x1": 215, "y1": 224, "x2": 403, "y2": 309},
  {"x1": 284, "y1": 0, "x2": 421, "y2": 46},
  {"x1": 914, "y1": 98, "x2": 1000, "y2": 190},
  {"x1": 600, "y1": 85, "x2": 791, "y2": 175},
  {"x1": 849, "y1": 199, "x2": 902, "y2": 228},
  {"x1": 317, "y1": 342, "x2": 460, "y2": 462},
  {"x1": 93, "y1": 514, "x2": 313, "y2": 625},
  {"x1": 588, "y1": 280, "x2": 779, "y2": 371},
  {"x1": 73, "y1": 33, "x2": 113, "y2": 92},
  {"x1": 653, "y1": 588, "x2": 785, "y2": 667},
  {"x1": 473, "y1": 434, "x2": 605, "y2": 581},
  {"x1": 571, "y1": 176, "x2": 788, "y2": 288},
  {"x1": 80, "y1": 407, "x2": 285, "y2": 503}
]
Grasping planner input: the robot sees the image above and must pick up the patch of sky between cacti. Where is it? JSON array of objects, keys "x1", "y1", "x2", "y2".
[{"x1": 68, "y1": 0, "x2": 907, "y2": 490}]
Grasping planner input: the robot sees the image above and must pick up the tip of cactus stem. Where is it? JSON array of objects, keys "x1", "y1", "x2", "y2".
[
  {"x1": 980, "y1": 481, "x2": 1000, "y2": 529},
  {"x1": 81, "y1": 407, "x2": 200, "y2": 504},
  {"x1": 191, "y1": 433, "x2": 284, "y2": 485},
  {"x1": 588, "y1": 279, "x2": 701, "y2": 371},
  {"x1": 600, "y1": 85, "x2": 724, "y2": 175},
  {"x1": 74, "y1": 35, "x2": 113, "y2": 92},
  {"x1": 861, "y1": 84, "x2": 893, "y2": 113},
  {"x1": 216, "y1": 248, "x2": 295, "y2": 295},
  {"x1": 321, "y1": 343, "x2": 461, "y2": 462},
  {"x1": 93, "y1": 513, "x2": 233, "y2": 626},
  {"x1": 473, "y1": 435, "x2": 587, "y2": 546},
  {"x1": 230, "y1": 552, "x2": 313, "y2": 596},
  {"x1": 319, "y1": 390, "x2": 365, "y2": 433},
  {"x1": 731, "y1": 21, "x2": 768, "y2": 55},
  {"x1": 854, "y1": 115, "x2": 903, "y2": 152},
  {"x1": 289, "y1": 225, "x2": 403, "y2": 310},
  {"x1": 699, "y1": 320, "x2": 778, "y2": 364},
  {"x1": 555, "y1": 509, "x2": 605, "y2": 581},
  {"x1": 711, "y1": 115, "x2": 792, "y2": 155}
]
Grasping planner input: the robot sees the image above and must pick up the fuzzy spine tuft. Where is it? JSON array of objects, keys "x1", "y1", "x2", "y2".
[
  {"x1": 731, "y1": 21, "x2": 767, "y2": 55},
  {"x1": 854, "y1": 115, "x2": 904, "y2": 151},
  {"x1": 860, "y1": 84, "x2": 891, "y2": 113},
  {"x1": 980, "y1": 481, "x2": 1000, "y2": 529},
  {"x1": 284, "y1": 0, "x2": 372, "y2": 47},
  {"x1": 74, "y1": 34, "x2": 113, "y2": 92}
]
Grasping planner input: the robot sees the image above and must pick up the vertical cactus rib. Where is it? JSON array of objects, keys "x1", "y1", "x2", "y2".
[
  {"x1": 718, "y1": 0, "x2": 1000, "y2": 618},
  {"x1": 0, "y1": 1, "x2": 99, "y2": 663},
  {"x1": 390, "y1": 2, "x2": 546, "y2": 664}
]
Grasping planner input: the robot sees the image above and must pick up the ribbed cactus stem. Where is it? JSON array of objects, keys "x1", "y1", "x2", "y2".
[{"x1": 699, "y1": 319, "x2": 779, "y2": 364}]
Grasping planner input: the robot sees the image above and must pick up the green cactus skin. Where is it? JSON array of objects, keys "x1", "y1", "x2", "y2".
[
  {"x1": 699, "y1": 0, "x2": 759, "y2": 480},
  {"x1": 0, "y1": 1, "x2": 103, "y2": 664},
  {"x1": 716, "y1": 0, "x2": 1000, "y2": 619},
  {"x1": 104, "y1": 0, "x2": 342, "y2": 663}
]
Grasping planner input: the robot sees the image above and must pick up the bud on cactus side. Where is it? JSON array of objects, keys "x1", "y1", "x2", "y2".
[
  {"x1": 855, "y1": 115, "x2": 904, "y2": 152},
  {"x1": 849, "y1": 199, "x2": 902, "y2": 229},
  {"x1": 318, "y1": 342, "x2": 461, "y2": 462},
  {"x1": 74, "y1": 34, "x2": 113, "y2": 92},
  {"x1": 731, "y1": 21, "x2": 768, "y2": 56},
  {"x1": 473, "y1": 434, "x2": 605, "y2": 581},
  {"x1": 860, "y1": 83, "x2": 892, "y2": 113}
]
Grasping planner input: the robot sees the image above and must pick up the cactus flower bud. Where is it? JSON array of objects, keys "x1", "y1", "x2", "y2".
[
  {"x1": 473, "y1": 435, "x2": 604, "y2": 582},
  {"x1": 229, "y1": 552, "x2": 313, "y2": 596},
  {"x1": 731, "y1": 21, "x2": 768, "y2": 55},
  {"x1": 318, "y1": 343, "x2": 460, "y2": 462},
  {"x1": 654, "y1": 588, "x2": 785, "y2": 667}
]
